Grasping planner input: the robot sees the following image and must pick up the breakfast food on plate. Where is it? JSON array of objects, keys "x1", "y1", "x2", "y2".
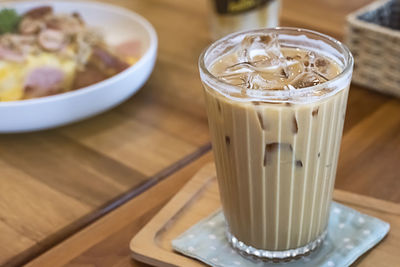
[{"x1": 0, "y1": 6, "x2": 141, "y2": 101}]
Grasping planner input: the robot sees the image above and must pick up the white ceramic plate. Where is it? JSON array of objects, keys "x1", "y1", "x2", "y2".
[{"x1": 0, "y1": 0, "x2": 157, "y2": 133}]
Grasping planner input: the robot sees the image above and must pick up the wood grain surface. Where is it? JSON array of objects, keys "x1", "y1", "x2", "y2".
[
  {"x1": 2, "y1": 0, "x2": 400, "y2": 266},
  {"x1": 0, "y1": 0, "x2": 212, "y2": 265},
  {"x1": 128, "y1": 163, "x2": 399, "y2": 267},
  {"x1": 27, "y1": 152, "x2": 215, "y2": 267}
]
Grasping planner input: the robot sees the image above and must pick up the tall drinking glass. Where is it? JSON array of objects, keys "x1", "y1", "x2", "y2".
[{"x1": 199, "y1": 28, "x2": 353, "y2": 260}]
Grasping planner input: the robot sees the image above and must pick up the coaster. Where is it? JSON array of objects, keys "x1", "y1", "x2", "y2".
[{"x1": 172, "y1": 202, "x2": 390, "y2": 267}]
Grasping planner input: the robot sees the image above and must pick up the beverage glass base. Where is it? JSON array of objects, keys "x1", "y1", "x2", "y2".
[{"x1": 226, "y1": 229, "x2": 327, "y2": 262}]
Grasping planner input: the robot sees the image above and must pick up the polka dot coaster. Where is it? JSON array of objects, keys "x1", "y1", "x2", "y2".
[{"x1": 172, "y1": 202, "x2": 389, "y2": 267}]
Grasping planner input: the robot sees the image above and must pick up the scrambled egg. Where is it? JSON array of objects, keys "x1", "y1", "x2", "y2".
[
  {"x1": 125, "y1": 56, "x2": 138, "y2": 65},
  {"x1": 0, "y1": 53, "x2": 76, "y2": 101}
]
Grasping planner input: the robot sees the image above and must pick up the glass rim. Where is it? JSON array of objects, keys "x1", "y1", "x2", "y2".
[{"x1": 198, "y1": 27, "x2": 354, "y2": 102}]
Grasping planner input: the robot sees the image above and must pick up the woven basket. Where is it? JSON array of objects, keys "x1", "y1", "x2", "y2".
[{"x1": 346, "y1": 0, "x2": 400, "y2": 96}]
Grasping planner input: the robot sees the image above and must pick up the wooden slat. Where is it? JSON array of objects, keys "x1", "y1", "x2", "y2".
[
  {"x1": 343, "y1": 85, "x2": 390, "y2": 133},
  {"x1": 26, "y1": 153, "x2": 214, "y2": 267},
  {"x1": 333, "y1": 190, "x2": 400, "y2": 215},
  {"x1": 134, "y1": 58, "x2": 208, "y2": 121},
  {"x1": 337, "y1": 100, "x2": 400, "y2": 202},
  {"x1": 28, "y1": 152, "x2": 400, "y2": 267},
  {"x1": 0, "y1": 223, "x2": 35, "y2": 265},
  {"x1": 127, "y1": 163, "x2": 399, "y2": 266},
  {"x1": 0, "y1": 132, "x2": 146, "y2": 207},
  {"x1": 60, "y1": 111, "x2": 196, "y2": 176},
  {"x1": 114, "y1": 95, "x2": 209, "y2": 147},
  {"x1": 0, "y1": 160, "x2": 90, "y2": 263}
]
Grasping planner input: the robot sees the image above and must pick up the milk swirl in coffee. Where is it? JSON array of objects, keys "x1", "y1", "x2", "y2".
[{"x1": 201, "y1": 31, "x2": 351, "y2": 256}]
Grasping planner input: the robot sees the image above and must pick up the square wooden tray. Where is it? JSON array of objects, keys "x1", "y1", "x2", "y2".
[{"x1": 130, "y1": 163, "x2": 400, "y2": 266}]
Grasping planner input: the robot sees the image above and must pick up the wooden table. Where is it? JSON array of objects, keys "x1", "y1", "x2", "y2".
[{"x1": 2, "y1": 0, "x2": 400, "y2": 266}]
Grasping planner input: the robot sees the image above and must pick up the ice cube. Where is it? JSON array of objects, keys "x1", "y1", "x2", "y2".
[
  {"x1": 217, "y1": 34, "x2": 334, "y2": 91},
  {"x1": 283, "y1": 60, "x2": 305, "y2": 81},
  {"x1": 225, "y1": 62, "x2": 254, "y2": 75},
  {"x1": 218, "y1": 33, "x2": 290, "y2": 90},
  {"x1": 246, "y1": 72, "x2": 280, "y2": 90},
  {"x1": 313, "y1": 57, "x2": 330, "y2": 74},
  {"x1": 219, "y1": 61, "x2": 254, "y2": 87},
  {"x1": 302, "y1": 51, "x2": 316, "y2": 68},
  {"x1": 237, "y1": 33, "x2": 284, "y2": 69},
  {"x1": 219, "y1": 71, "x2": 252, "y2": 87},
  {"x1": 248, "y1": 73, "x2": 268, "y2": 89},
  {"x1": 290, "y1": 71, "x2": 326, "y2": 88}
]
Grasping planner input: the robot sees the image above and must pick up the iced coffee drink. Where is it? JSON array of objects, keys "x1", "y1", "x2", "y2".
[{"x1": 199, "y1": 28, "x2": 353, "y2": 260}]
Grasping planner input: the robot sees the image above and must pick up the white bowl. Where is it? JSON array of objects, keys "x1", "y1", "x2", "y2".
[{"x1": 0, "y1": 0, "x2": 157, "y2": 133}]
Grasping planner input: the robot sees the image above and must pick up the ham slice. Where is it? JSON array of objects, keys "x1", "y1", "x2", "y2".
[
  {"x1": 24, "y1": 67, "x2": 64, "y2": 98},
  {"x1": 73, "y1": 46, "x2": 132, "y2": 89},
  {"x1": 115, "y1": 40, "x2": 141, "y2": 58},
  {"x1": 91, "y1": 46, "x2": 130, "y2": 74},
  {"x1": 73, "y1": 64, "x2": 107, "y2": 89},
  {"x1": 0, "y1": 46, "x2": 25, "y2": 62}
]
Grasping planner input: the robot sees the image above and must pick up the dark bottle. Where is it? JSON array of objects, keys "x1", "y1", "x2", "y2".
[{"x1": 209, "y1": 0, "x2": 280, "y2": 39}]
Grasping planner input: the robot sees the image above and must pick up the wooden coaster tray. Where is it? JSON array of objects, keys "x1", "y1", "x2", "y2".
[{"x1": 130, "y1": 163, "x2": 400, "y2": 266}]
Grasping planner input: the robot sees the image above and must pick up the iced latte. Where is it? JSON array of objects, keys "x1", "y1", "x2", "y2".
[{"x1": 199, "y1": 28, "x2": 353, "y2": 260}]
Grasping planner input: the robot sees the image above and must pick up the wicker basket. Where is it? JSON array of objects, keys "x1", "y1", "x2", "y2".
[{"x1": 346, "y1": 0, "x2": 400, "y2": 97}]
